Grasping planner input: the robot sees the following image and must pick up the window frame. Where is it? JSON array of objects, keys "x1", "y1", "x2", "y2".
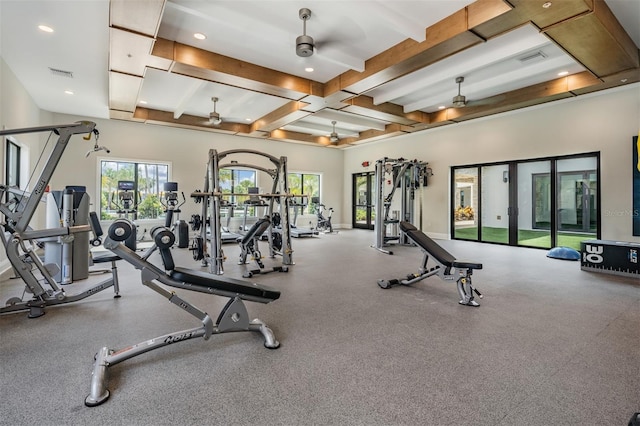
[
  {"x1": 98, "y1": 157, "x2": 172, "y2": 221},
  {"x1": 288, "y1": 172, "x2": 321, "y2": 214}
]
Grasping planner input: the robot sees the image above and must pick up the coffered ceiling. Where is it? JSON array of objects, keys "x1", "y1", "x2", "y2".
[{"x1": 1, "y1": 0, "x2": 638, "y2": 148}]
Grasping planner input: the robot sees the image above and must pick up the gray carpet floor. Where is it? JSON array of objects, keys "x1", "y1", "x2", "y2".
[{"x1": 0, "y1": 229, "x2": 638, "y2": 426}]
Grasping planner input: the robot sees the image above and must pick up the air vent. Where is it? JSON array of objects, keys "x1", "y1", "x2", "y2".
[
  {"x1": 517, "y1": 51, "x2": 547, "y2": 63},
  {"x1": 48, "y1": 67, "x2": 73, "y2": 78}
]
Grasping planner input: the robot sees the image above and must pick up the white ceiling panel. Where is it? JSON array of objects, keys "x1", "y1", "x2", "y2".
[{"x1": 0, "y1": 0, "x2": 638, "y2": 146}]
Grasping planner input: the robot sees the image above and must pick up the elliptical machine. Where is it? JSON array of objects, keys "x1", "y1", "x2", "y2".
[
  {"x1": 311, "y1": 197, "x2": 335, "y2": 233},
  {"x1": 160, "y1": 182, "x2": 189, "y2": 248},
  {"x1": 113, "y1": 180, "x2": 139, "y2": 249}
]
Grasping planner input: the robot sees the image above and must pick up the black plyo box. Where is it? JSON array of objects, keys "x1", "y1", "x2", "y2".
[{"x1": 580, "y1": 239, "x2": 640, "y2": 278}]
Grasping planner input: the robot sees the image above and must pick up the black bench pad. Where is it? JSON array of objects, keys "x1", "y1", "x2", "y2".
[
  {"x1": 170, "y1": 267, "x2": 280, "y2": 301},
  {"x1": 453, "y1": 260, "x2": 483, "y2": 270},
  {"x1": 241, "y1": 218, "x2": 270, "y2": 245},
  {"x1": 399, "y1": 222, "x2": 482, "y2": 270},
  {"x1": 92, "y1": 253, "x2": 121, "y2": 264}
]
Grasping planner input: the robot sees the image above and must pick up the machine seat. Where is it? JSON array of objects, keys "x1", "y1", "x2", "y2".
[
  {"x1": 170, "y1": 267, "x2": 280, "y2": 302},
  {"x1": 92, "y1": 253, "x2": 121, "y2": 264}
]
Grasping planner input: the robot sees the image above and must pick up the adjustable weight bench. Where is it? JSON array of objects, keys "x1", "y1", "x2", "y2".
[
  {"x1": 238, "y1": 216, "x2": 288, "y2": 278},
  {"x1": 377, "y1": 221, "x2": 484, "y2": 306},
  {"x1": 86, "y1": 219, "x2": 281, "y2": 407}
]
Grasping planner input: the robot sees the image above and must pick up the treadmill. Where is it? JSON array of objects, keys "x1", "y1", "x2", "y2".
[
  {"x1": 289, "y1": 196, "x2": 318, "y2": 238},
  {"x1": 220, "y1": 200, "x2": 242, "y2": 243}
]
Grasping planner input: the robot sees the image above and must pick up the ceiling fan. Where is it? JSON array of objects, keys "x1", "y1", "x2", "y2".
[
  {"x1": 452, "y1": 76, "x2": 467, "y2": 108},
  {"x1": 208, "y1": 97, "x2": 223, "y2": 126},
  {"x1": 329, "y1": 121, "x2": 339, "y2": 143},
  {"x1": 296, "y1": 8, "x2": 314, "y2": 57},
  {"x1": 450, "y1": 76, "x2": 507, "y2": 109}
]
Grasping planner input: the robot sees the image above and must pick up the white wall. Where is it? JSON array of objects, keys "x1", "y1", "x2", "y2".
[
  {"x1": 343, "y1": 84, "x2": 640, "y2": 241},
  {"x1": 47, "y1": 115, "x2": 344, "y2": 229},
  {"x1": 0, "y1": 58, "x2": 53, "y2": 271}
]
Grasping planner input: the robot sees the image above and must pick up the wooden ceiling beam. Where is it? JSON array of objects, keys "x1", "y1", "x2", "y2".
[
  {"x1": 152, "y1": 38, "x2": 324, "y2": 100},
  {"x1": 339, "y1": 123, "x2": 409, "y2": 146},
  {"x1": 341, "y1": 96, "x2": 426, "y2": 125},
  {"x1": 325, "y1": 0, "x2": 512, "y2": 96},
  {"x1": 427, "y1": 71, "x2": 600, "y2": 124},
  {"x1": 543, "y1": 0, "x2": 639, "y2": 77},
  {"x1": 133, "y1": 107, "x2": 250, "y2": 134},
  {"x1": 251, "y1": 101, "x2": 311, "y2": 133},
  {"x1": 268, "y1": 129, "x2": 326, "y2": 146}
]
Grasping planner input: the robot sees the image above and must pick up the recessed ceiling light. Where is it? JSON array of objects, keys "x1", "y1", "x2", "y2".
[
  {"x1": 38, "y1": 25, "x2": 54, "y2": 33},
  {"x1": 193, "y1": 33, "x2": 206, "y2": 40},
  {"x1": 305, "y1": 67, "x2": 314, "y2": 72},
  {"x1": 542, "y1": 2, "x2": 552, "y2": 8},
  {"x1": 139, "y1": 100, "x2": 147, "y2": 104},
  {"x1": 64, "y1": 90, "x2": 74, "y2": 95},
  {"x1": 245, "y1": 118, "x2": 252, "y2": 122},
  {"x1": 557, "y1": 71, "x2": 569, "y2": 76},
  {"x1": 438, "y1": 106, "x2": 446, "y2": 110}
]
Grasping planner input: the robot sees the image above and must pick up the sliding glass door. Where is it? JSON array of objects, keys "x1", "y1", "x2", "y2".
[
  {"x1": 453, "y1": 167, "x2": 478, "y2": 240},
  {"x1": 480, "y1": 164, "x2": 510, "y2": 244},
  {"x1": 518, "y1": 160, "x2": 552, "y2": 248},
  {"x1": 451, "y1": 153, "x2": 599, "y2": 250},
  {"x1": 556, "y1": 156, "x2": 598, "y2": 247}
]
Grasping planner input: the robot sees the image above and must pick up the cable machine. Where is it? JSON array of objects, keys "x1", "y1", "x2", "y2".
[
  {"x1": 191, "y1": 149, "x2": 294, "y2": 275},
  {"x1": 372, "y1": 157, "x2": 431, "y2": 255},
  {"x1": 0, "y1": 122, "x2": 122, "y2": 318}
]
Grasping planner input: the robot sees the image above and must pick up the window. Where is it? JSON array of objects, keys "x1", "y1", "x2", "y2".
[
  {"x1": 5, "y1": 139, "x2": 21, "y2": 188},
  {"x1": 100, "y1": 160, "x2": 170, "y2": 220},
  {"x1": 288, "y1": 172, "x2": 320, "y2": 214},
  {"x1": 5, "y1": 138, "x2": 21, "y2": 203},
  {"x1": 219, "y1": 168, "x2": 257, "y2": 216}
]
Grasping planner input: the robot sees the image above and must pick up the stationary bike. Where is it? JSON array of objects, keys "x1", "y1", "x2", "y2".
[{"x1": 311, "y1": 197, "x2": 334, "y2": 233}]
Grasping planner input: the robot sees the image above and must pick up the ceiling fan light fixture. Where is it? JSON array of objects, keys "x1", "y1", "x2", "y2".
[
  {"x1": 209, "y1": 111, "x2": 222, "y2": 125},
  {"x1": 296, "y1": 8, "x2": 314, "y2": 57},
  {"x1": 209, "y1": 97, "x2": 223, "y2": 126},
  {"x1": 452, "y1": 76, "x2": 466, "y2": 108},
  {"x1": 296, "y1": 35, "x2": 314, "y2": 57},
  {"x1": 329, "y1": 120, "x2": 339, "y2": 143},
  {"x1": 452, "y1": 95, "x2": 466, "y2": 108}
]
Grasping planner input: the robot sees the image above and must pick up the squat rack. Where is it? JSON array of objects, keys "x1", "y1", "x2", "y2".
[{"x1": 192, "y1": 149, "x2": 294, "y2": 275}]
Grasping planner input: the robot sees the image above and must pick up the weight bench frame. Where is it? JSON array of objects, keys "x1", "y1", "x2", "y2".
[
  {"x1": 378, "y1": 221, "x2": 483, "y2": 306},
  {"x1": 86, "y1": 220, "x2": 280, "y2": 407}
]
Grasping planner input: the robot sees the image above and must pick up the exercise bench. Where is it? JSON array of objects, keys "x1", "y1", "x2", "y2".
[
  {"x1": 377, "y1": 221, "x2": 484, "y2": 306},
  {"x1": 86, "y1": 219, "x2": 281, "y2": 407},
  {"x1": 238, "y1": 216, "x2": 288, "y2": 278}
]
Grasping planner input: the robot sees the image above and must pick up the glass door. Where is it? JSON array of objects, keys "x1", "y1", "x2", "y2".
[
  {"x1": 452, "y1": 167, "x2": 478, "y2": 240},
  {"x1": 517, "y1": 161, "x2": 552, "y2": 248},
  {"x1": 556, "y1": 157, "x2": 598, "y2": 246},
  {"x1": 480, "y1": 164, "x2": 510, "y2": 244},
  {"x1": 353, "y1": 172, "x2": 375, "y2": 229},
  {"x1": 452, "y1": 153, "x2": 599, "y2": 250}
]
